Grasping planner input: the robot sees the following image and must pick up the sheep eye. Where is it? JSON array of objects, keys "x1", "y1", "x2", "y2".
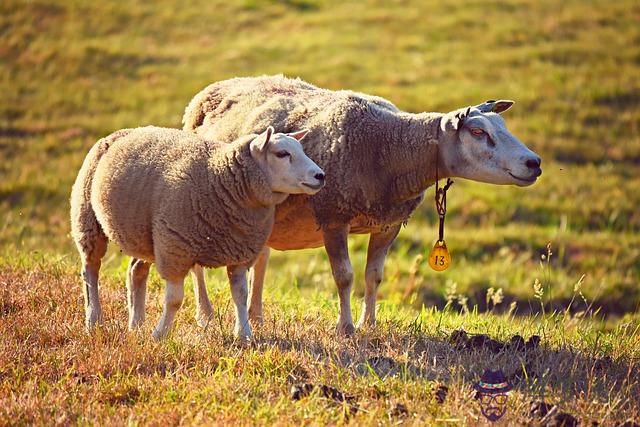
[
  {"x1": 470, "y1": 128, "x2": 485, "y2": 137},
  {"x1": 275, "y1": 151, "x2": 290, "y2": 158}
]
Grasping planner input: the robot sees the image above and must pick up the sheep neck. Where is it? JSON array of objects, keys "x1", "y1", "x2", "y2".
[
  {"x1": 204, "y1": 142, "x2": 286, "y2": 216},
  {"x1": 390, "y1": 112, "x2": 450, "y2": 202}
]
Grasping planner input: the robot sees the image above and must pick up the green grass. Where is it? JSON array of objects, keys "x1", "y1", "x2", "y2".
[{"x1": 1, "y1": 0, "x2": 639, "y2": 424}]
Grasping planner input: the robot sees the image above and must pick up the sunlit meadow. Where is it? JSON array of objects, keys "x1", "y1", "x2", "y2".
[{"x1": 1, "y1": 0, "x2": 639, "y2": 424}]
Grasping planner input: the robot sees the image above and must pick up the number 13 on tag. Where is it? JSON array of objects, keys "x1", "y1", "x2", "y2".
[{"x1": 428, "y1": 240, "x2": 451, "y2": 271}]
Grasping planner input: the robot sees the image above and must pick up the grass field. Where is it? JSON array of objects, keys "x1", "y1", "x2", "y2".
[{"x1": 1, "y1": 0, "x2": 639, "y2": 424}]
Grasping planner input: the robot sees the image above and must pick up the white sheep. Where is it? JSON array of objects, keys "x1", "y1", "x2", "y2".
[
  {"x1": 180, "y1": 75, "x2": 542, "y2": 335},
  {"x1": 70, "y1": 125, "x2": 325, "y2": 339}
]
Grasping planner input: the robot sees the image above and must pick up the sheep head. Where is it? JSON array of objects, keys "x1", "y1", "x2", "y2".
[{"x1": 438, "y1": 101, "x2": 542, "y2": 187}]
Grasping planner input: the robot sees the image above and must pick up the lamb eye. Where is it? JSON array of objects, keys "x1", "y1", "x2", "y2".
[
  {"x1": 275, "y1": 151, "x2": 290, "y2": 158},
  {"x1": 470, "y1": 128, "x2": 485, "y2": 137}
]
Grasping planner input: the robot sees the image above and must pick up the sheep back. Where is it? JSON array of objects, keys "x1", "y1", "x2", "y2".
[{"x1": 183, "y1": 75, "x2": 431, "y2": 230}]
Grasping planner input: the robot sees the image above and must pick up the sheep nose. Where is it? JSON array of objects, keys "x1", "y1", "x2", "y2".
[
  {"x1": 314, "y1": 172, "x2": 325, "y2": 182},
  {"x1": 525, "y1": 156, "x2": 541, "y2": 169}
]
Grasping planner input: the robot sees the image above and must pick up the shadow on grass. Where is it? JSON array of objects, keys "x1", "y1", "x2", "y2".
[{"x1": 247, "y1": 318, "x2": 639, "y2": 417}]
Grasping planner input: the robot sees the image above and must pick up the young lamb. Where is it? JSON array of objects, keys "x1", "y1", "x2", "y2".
[
  {"x1": 70, "y1": 125, "x2": 325, "y2": 339},
  {"x1": 179, "y1": 75, "x2": 542, "y2": 336}
]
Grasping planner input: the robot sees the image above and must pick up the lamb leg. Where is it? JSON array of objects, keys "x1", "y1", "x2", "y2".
[
  {"x1": 82, "y1": 258, "x2": 103, "y2": 329},
  {"x1": 248, "y1": 246, "x2": 270, "y2": 324},
  {"x1": 322, "y1": 224, "x2": 355, "y2": 336},
  {"x1": 357, "y1": 224, "x2": 401, "y2": 328},
  {"x1": 227, "y1": 264, "x2": 251, "y2": 340}
]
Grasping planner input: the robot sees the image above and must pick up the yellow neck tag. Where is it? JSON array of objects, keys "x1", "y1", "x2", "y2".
[{"x1": 428, "y1": 240, "x2": 451, "y2": 271}]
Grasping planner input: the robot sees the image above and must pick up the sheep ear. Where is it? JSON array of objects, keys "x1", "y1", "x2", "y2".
[
  {"x1": 476, "y1": 99, "x2": 515, "y2": 114},
  {"x1": 441, "y1": 110, "x2": 465, "y2": 132},
  {"x1": 251, "y1": 126, "x2": 274, "y2": 152},
  {"x1": 288, "y1": 129, "x2": 309, "y2": 141}
]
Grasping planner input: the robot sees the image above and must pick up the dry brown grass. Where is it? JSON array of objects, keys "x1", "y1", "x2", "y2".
[{"x1": 1, "y1": 262, "x2": 638, "y2": 425}]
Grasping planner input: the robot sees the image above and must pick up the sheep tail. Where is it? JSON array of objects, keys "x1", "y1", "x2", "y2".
[{"x1": 70, "y1": 130, "x2": 130, "y2": 262}]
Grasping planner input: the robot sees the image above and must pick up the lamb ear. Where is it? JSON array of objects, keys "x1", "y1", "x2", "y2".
[
  {"x1": 251, "y1": 126, "x2": 274, "y2": 151},
  {"x1": 288, "y1": 129, "x2": 309, "y2": 141},
  {"x1": 476, "y1": 99, "x2": 515, "y2": 114}
]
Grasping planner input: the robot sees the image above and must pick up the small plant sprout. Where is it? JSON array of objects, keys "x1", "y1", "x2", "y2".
[
  {"x1": 486, "y1": 287, "x2": 504, "y2": 311},
  {"x1": 533, "y1": 278, "x2": 545, "y2": 315},
  {"x1": 574, "y1": 274, "x2": 588, "y2": 306},
  {"x1": 457, "y1": 295, "x2": 470, "y2": 315},
  {"x1": 507, "y1": 301, "x2": 518, "y2": 318},
  {"x1": 445, "y1": 280, "x2": 458, "y2": 308},
  {"x1": 533, "y1": 278, "x2": 544, "y2": 300}
]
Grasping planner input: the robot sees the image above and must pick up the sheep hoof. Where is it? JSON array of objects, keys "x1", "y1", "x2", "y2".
[
  {"x1": 336, "y1": 322, "x2": 356, "y2": 337},
  {"x1": 128, "y1": 317, "x2": 145, "y2": 331},
  {"x1": 356, "y1": 318, "x2": 376, "y2": 330},
  {"x1": 151, "y1": 328, "x2": 170, "y2": 341}
]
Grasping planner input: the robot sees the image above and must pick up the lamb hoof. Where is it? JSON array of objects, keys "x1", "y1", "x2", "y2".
[
  {"x1": 248, "y1": 310, "x2": 263, "y2": 325},
  {"x1": 336, "y1": 322, "x2": 356, "y2": 337},
  {"x1": 234, "y1": 324, "x2": 252, "y2": 342},
  {"x1": 85, "y1": 313, "x2": 104, "y2": 331},
  {"x1": 195, "y1": 314, "x2": 213, "y2": 329},
  {"x1": 234, "y1": 331, "x2": 252, "y2": 343}
]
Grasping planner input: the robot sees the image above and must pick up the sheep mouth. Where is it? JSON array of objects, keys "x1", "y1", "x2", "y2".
[
  {"x1": 508, "y1": 172, "x2": 538, "y2": 183},
  {"x1": 302, "y1": 182, "x2": 324, "y2": 191}
]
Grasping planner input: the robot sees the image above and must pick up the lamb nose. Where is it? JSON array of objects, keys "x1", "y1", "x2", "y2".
[
  {"x1": 314, "y1": 172, "x2": 325, "y2": 182},
  {"x1": 525, "y1": 157, "x2": 541, "y2": 169}
]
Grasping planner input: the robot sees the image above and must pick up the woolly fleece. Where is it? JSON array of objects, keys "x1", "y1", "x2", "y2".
[
  {"x1": 70, "y1": 126, "x2": 284, "y2": 281},
  {"x1": 183, "y1": 75, "x2": 444, "y2": 250}
]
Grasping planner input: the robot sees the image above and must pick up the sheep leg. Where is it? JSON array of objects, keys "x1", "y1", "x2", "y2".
[
  {"x1": 126, "y1": 257, "x2": 150, "y2": 330},
  {"x1": 227, "y1": 265, "x2": 252, "y2": 340},
  {"x1": 192, "y1": 264, "x2": 213, "y2": 328},
  {"x1": 152, "y1": 278, "x2": 184, "y2": 340},
  {"x1": 248, "y1": 246, "x2": 270, "y2": 324},
  {"x1": 357, "y1": 225, "x2": 401, "y2": 328},
  {"x1": 322, "y1": 225, "x2": 355, "y2": 336},
  {"x1": 77, "y1": 230, "x2": 108, "y2": 330},
  {"x1": 82, "y1": 258, "x2": 104, "y2": 329}
]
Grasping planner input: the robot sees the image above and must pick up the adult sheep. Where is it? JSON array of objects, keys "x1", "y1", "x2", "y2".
[
  {"x1": 70, "y1": 125, "x2": 325, "y2": 339},
  {"x1": 182, "y1": 75, "x2": 542, "y2": 336}
]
